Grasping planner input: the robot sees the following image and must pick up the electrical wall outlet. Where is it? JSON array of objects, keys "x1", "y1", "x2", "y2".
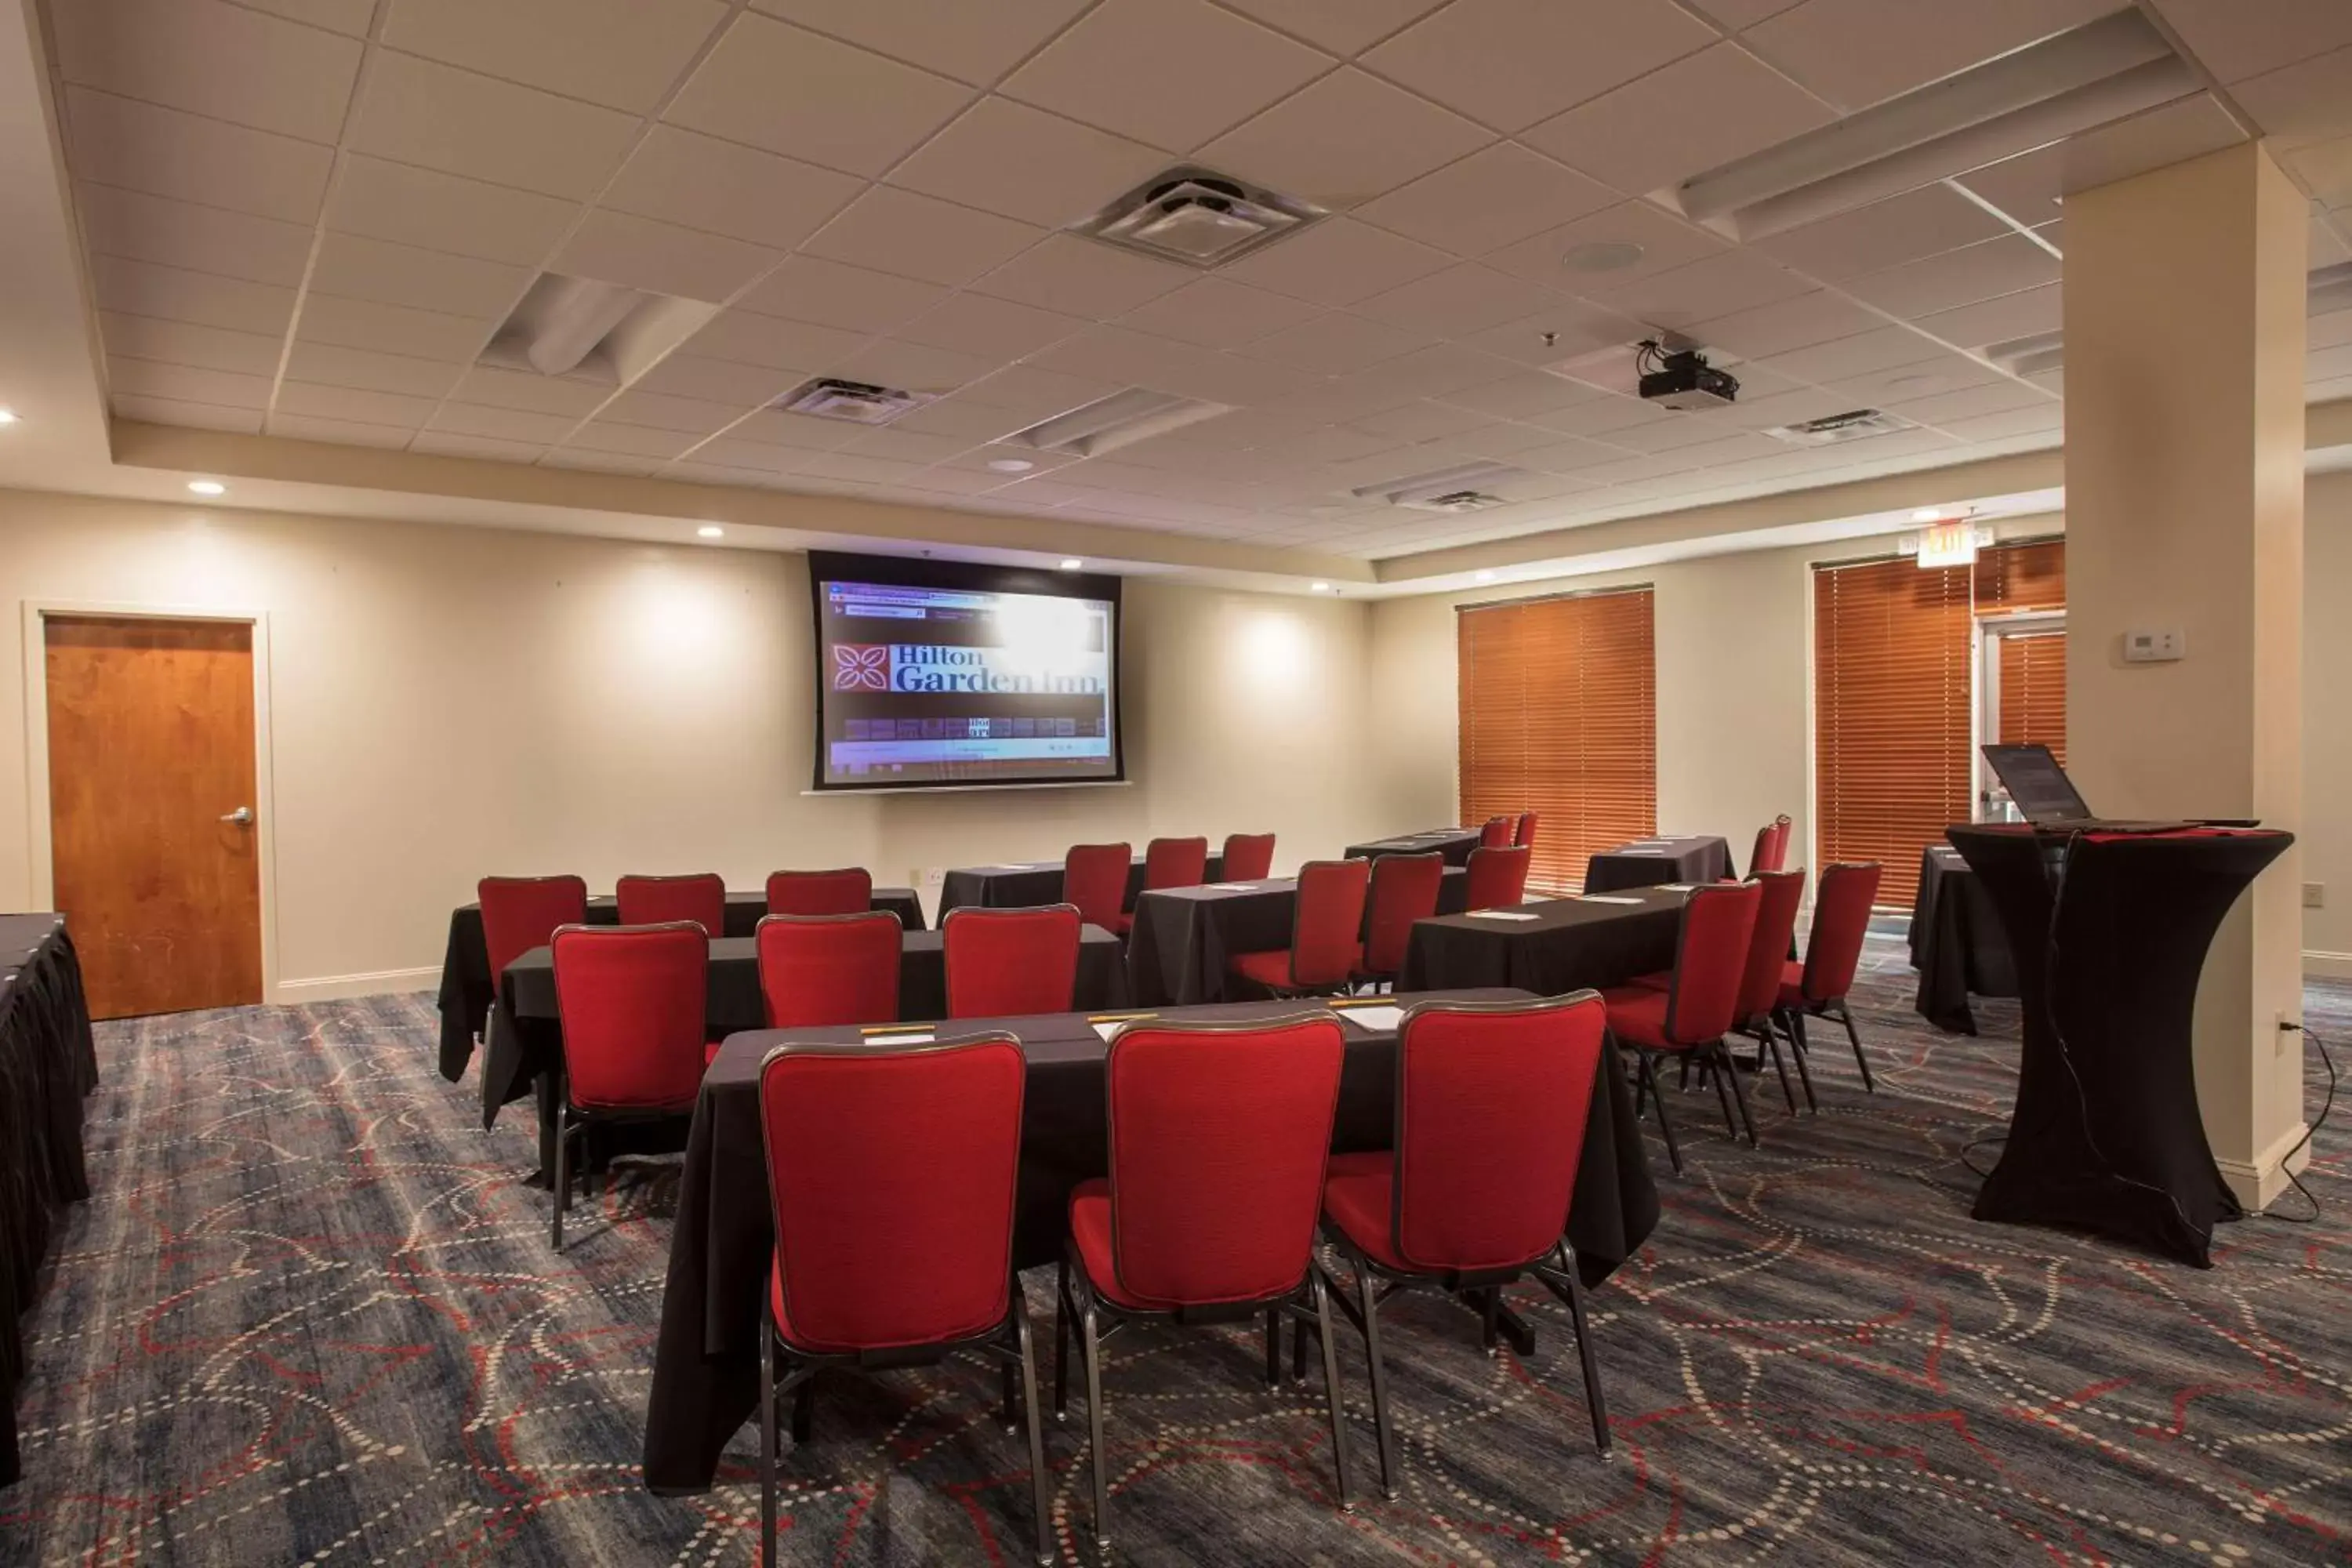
[{"x1": 2304, "y1": 881, "x2": 2325, "y2": 909}]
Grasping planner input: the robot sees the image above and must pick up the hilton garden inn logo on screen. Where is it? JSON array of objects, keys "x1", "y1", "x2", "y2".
[{"x1": 832, "y1": 643, "x2": 1105, "y2": 695}]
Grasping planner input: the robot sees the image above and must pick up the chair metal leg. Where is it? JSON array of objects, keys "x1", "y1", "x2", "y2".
[
  {"x1": 550, "y1": 1109, "x2": 570, "y2": 1251},
  {"x1": 1053, "y1": 1260, "x2": 1073, "y2": 1421},
  {"x1": 1351, "y1": 1264, "x2": 1398, "y2": 1499},
  {"x1": 1542, "y1": 1247, "x2": 1611, "y2": 1457},
  {"x1": 1639, "y1": 1051, "x2": 1683, "y2": 1172},
  {"x1": 1705, "y1": 1050, "x2": 1740, "y2": 1139},
  {"x1": 1781, "y1": 1013, "x2": 1818, "y2": 1112},
  {"x1": 1836, "y1": 1000, "x2": 1875, "y2": 1092},
  {"x1": 1307, "y1": 1272, "x2": 1354, "y2": 1512},
  {"x1": 791, "y1": 1377, "x2": 815, "y2": 1445},
  {"x1": 1717, "y1": 1041, "x2": 1759, "y2": 1146},
  {"x1": 1479, "y1": 1286, "x2": 1501, "y2": 1355},
  {"x1": 1010, "y1": 1299, "x2": 1054, "y2": 1566},
  {"x1": 1292, "y1": 1312, "x2": 1310, "y2": 1385},
  {"x1": 1076, "y1": 1301, "x2": 1112, "y2": 1550},
  {"x1": 759, "y1": 1324, "x2": 779, "y2": 1568},
  {"x1": 1001, "y1": 1356, "x2": 1018, "y2": 1435},
  {"x1": 1759, "y1": 1024, "x2": 1797, "y2": 1113},
  {"x1": 1264, "y1": 1307, "x2": 1282, "y2": 1391}
]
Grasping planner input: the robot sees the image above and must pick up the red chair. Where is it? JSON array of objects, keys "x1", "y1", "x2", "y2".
[
  {"x1": 1463, "y1": 844, "x2": 1532, "y2": 910},
  {"x1": 1777, "y1": 862, "x2": 1883, "y2": 1092},
  {"x1": 1514, "y1": 811, "x2": 1539, "y2": 848},
  {"x1": 1357, "y1": 851, "x2": 1444, "y2": 990},
  {"x1": 1142, "y1": 836, "x2": 1209, "y2": 892},
  {"x1": 754, "y1": 913, "x2": 900, "y2": 1038},
  {"x1": 755, "y1": 1035, "x2": 1049, "y2": 1568},
  {"x1": 1748, "y1": 815, "x2": 1793, "y2": 876},
  {"x1": 942, "y1": 904, "x2": 1081, "y2": 1018},
  {"x1": 1062, "y1": 841, "x2": 1132, "y2": 935},
  {"x1": 548, "y1": 921, "x2": 708, "y2": 1249},
  {"x1": 1479, "y1": 815, "x2": 1516, "y2": 848},
  {"x1": 1056, "y1": 1014, "x2": 1352, "y2": 1551},
  {"x1": 1228, "y1": 858, "x2": 1370, "y2": 997},
  {"x1": 478, "y1": 875, "x2": 586, "y2": 1054},
  {"x1": 1313, "y1": 994, "x2": 1612, "y2": 1496},
  {"x1": 765, "y1": 867, "x2": 872, "y2": 917},
  {"x1": 1599, "y1": 880, "x2": 1762, "y2": 1171},
  {"x1": 615, "y1": 872, "x2": 726, "y2": 934},
  {"x1": 1221, "y1": 832, "x2": 1276, "y2": 881}
]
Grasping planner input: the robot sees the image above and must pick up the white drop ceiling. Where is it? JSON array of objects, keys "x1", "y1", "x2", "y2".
[{"x1": 24, "y1": 0, "x2": 2352, "y2": 567}]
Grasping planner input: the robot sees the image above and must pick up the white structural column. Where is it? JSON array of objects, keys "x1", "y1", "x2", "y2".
[{"x1": 2063, "y1": 140, "x2": 2308, "y2": 1207}]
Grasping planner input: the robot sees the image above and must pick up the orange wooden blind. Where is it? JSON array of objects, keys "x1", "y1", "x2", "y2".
[
  {"x1": 1457, "y1": 588, "x2": 1656, "y2": 891},
  {"x1": 1998, "y1": 631, "x2": 2067, "y2": 764},
  {"x1": 1974, "y1": 539, "x2": 2066, "y2": 612}
]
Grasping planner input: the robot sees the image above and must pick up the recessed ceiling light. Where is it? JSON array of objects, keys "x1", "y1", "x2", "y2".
[
  {"x1": 187, "y1": 480, "x2": 225, "y2": 495},
  {"x1": 1310, "y1": 581, "x2": 1331, "y2": 593},
  {"x1": 1911, "y1": 507, "x2": 1944, "y2": 522},
  {"x1": 1561, "y1": 240, "x2": 1646, "y2": 274},
  {"x1": 0, "y1": 408, "x2": 19, "y2": 426},
  {"x1": 1059, "y1": 558, "x2": 1083, "y2": 571},
  {"x1": 697, "y1": 524, "x2": 724, "y2": 539},
  {"x1": 989, "y1": 457, "x2": 1036, "y2": 473}
]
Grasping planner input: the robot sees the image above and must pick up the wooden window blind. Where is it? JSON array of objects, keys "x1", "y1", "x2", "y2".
[
  {"x1": 1997, "y1": 632, "x2": 2067, "y2": 764},
  {"x1": 1457, "y1": 588, "x2": 1656, "y2": 891},
  {"x1": 1974, "y1": 539, "x2": 2066, "y2": 612}
]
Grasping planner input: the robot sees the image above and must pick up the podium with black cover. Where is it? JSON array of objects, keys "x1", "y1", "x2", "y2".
[{"x1": 1947, "y1": 823, "x2": 2293, "y2": 1267}]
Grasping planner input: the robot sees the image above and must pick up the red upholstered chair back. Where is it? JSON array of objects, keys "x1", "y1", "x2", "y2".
[
  {"x1": 480, "y1": 875, "x2": 588, "y2": 984},
  {"x1": 1734, "y1": 871, "x2": 1807, "y2": 1024},
  {"x1": 1464, "y1": 844, "x2": 1532, "y2": 910},
  {"x1": 1514, "y1": 811, "x2": 1539, "y2": 848},
  {"x1": 1479, "y1": 815, "x2": 1516, "y2": 848},
  {"x1": 551, "y1": 922, "x2": 709, "y2": 1111},
  {"x1": 1287, "y1": 858, "x2": 1371, "y2": 989},
  {"x1": 943, "y1": 904, "x2": 1082, "y2": 1018},
  {"x1": 1142, "y1": 836, "x2": 1209, "y2": 891},
  {"x1": 1749, "y1": 815, "x2": 1793, "y2": 875},
  {"x1": 765, "y1": 867, "x2": 872, "y2": 917},
  {"x1": 1362, "y1": 851, "x2": 1445, "y2": 976},
  {"x1": 1660, "y1": 880, "x2": 1762, "y2": 1046},
  {"x1": 1392, "y1": 993, "x2": 1605, "y2": 1273},
  {"x1": 1770, "y1": 815, "x2": 1793, "y2": 869},
  {"x1": 1800, "y1": 862, "x2": 1882, "y2": 1004},
  {"x1": 1221, "y1": 833, "x2": 1276, "y2": 880},
  {"x1": 760, "y1": 1035, "x2": 1023, "y2": 1351},
  {"x1": 757, "y1": 912, "x2": 901, "y2": 1029},
  {"x1": 1062, "y1": 843, "x2": 1132, "y2": 930},
  {"x1": 615, "y1": 872, "x2": 726, "y2": 934},
  {"x1": 1105, "y1": 1014, "x2": 1344, "y2": 1305}
]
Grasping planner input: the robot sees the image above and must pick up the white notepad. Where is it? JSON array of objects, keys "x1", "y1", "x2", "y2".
[
  {"x1": 1657, "y1": 883, "x2": 1697, "y2": 893},
  {"x1": 1334, "y1": 1004, "x2": 1404, "y2": 1033},
  {"x1": 1578, "y1": 895, "x2": 1643, "y2": 905},
  {"x1": 862, "y1": 1031, "x2": 935, "y2": 1047},
  {"x1": 1465, "y1": 909, "x2": 1541, "y2": 921},
  {"x1": 1202, "y1": 881, "x2": 1259, "y2": 891}
]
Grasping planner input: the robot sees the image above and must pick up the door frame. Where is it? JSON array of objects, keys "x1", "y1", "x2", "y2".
[
  {"x1": 1970, "y1": 608, "x2": 2066, "y2": 813},
  {"x1": 20, "y1": 599, "x2": 281, "y2": 1003}
]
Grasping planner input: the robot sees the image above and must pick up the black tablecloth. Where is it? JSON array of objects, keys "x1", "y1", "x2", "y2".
[
  {"x1": 0, "y1": 915, "x2": 97, "y2": 1487},
  {"x1": 1582, "y1": 836, "x2": 1730, "y2": 893},
  {"x1": 641, "y1": 988, "x2": 1661, "y2": 1494},
  {"x1": 437, "y1": 887, "x2": 925, "y2": 1082},
  {"x1": 936, "y1": 854, "x2": 1227, "y2": 917},
  {"x1": 1400, "y1": 888, "x2": 1686, "y2": 995},
  {"x1": 1126, "y1": 869, "x2": 1470, "y2": 1007},
  {"x1": 1950, "y1": 825, "x2": 2294, "y2": 1266},
  {"x1": 1344, "y1": 829, "x2": 1479, "y2": 867},
  {"x1": 1909, "y1": 844, "x2": 2018, "y2": 1033}
]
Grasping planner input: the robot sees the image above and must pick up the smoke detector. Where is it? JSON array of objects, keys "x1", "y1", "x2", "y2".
[
  {"x1": 1076, "y1": 166, "x2": 1320, "y2": 267},
  {"x1": 1762, "y1": 408, "x2": 1915, "y2": 445},
  {"x1": 778, "y1": 377, "x2": 929, "y2": 425}
]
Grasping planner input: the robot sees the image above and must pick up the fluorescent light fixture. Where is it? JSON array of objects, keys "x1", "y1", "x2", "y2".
[
  {"x1": 187, "y1": 480, "x2": 225, "y2": 495},
  {"x1": 696, "y1": 524, "x2": 724, "y2": 539},
  {"x1": 1059, "y1": 558, "x2": 1083, "y2": 571},
  {"x1": 514, "y1": 275, "x2": 644, "y2": 376},
  {"x1": 0, "y1": 408, "x2": 18, "y2": 425},
  {"x1": 1011, "y1": 388, "x2": 1232, "y2": 459}
]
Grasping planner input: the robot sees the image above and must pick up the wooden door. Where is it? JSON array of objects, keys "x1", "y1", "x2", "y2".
[{"x1": 45, "y1": 615, "x2": 263, "y2": 1019}]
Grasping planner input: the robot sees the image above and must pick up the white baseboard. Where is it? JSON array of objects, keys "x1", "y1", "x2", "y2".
[
  {"x1": 2216, "y1": 1119, "x2": 2315, "y2": 1210},
  {"x1": 2303, "y1": 949, "x2": 2352, "y2": 980},
  {"x1": 270, "y1": 965, "x2": 439, "y2": 1004}
]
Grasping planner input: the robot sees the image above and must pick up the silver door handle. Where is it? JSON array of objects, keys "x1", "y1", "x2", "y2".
[{"x1": 221, "y1": 807, "x2": 253, "y2": 825}]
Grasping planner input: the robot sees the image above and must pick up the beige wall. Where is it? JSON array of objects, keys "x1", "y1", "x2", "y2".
[
  {"x1": 0, "y1": 488, "x2": 1381, "y2": 996},
  {"x1": 2299, "y1": 470, "x2": 2352, "y2": 964}
]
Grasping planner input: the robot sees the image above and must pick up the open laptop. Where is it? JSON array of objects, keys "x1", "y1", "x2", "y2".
[{"x1": 1979, "y1": 744, "x2": 2209, "y2": 833}]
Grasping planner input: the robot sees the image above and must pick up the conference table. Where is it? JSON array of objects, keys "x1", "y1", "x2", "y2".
[
  {"x1": 482, "y1": 925, "x2": 1126, "y2": 1178},
  {"x1": 1126, "y1": 869, "x2": 1470, "y2": 1007},
  {"x1": 640, "y1": 987, "x2": 1662, "y2": 1495},
  {"x1": 1401, "y1": 884, "x2": 1690, "y2": 995},
  {"x1": 435, "y1": 887, "x2": 925, "y2": 1081},
  {"x1": 1343, "y1": 828, "x2": 1482, "y2": 866},
  {"x1": 1581, "y1": 835, "x2": 1731, "y2": 893},
  {"x1": 935, "y1": 852, "x2": 1227, "y2": 916},
  {"x1": 0, "y1": 914, "x2": 97, "y2": 1487},
  {"x1": 1908, "y1": 843, "x2": 2017, "y2": 1033}
]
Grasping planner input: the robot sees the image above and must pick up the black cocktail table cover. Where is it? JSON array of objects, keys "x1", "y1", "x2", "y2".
[
  {"x1": 1344, "y1": 829, "x2": 1479, "y2": 867},
  {"x1": 0, "y1": 915, "x2": 97, "y2": 1487},
  {"x1": 1909, "y1": 844, "x2": 2018, "y2": 1033},
  {"x1": 1400, "y1": 888, "x2": 1686, "y2": 995},
  {"x1": 1581, "y1": 836, "x2": 1730, "y2": 893},
  {"x1": 1126, "y1": 869, "x2": 1469, "y2": 1007},
  {"x1": 641, "y1": 989, "x2": 1661, "y2": 1494},
  {"x1": 935, "y1": 853, "x2": 1228, "y2": 918},
  {"x1": 1948, "y1": 824, "x2": 2294, "y2": 1266},
  {"x1": 437, "y1": 887, "x2": 925, "y2": 1081}
]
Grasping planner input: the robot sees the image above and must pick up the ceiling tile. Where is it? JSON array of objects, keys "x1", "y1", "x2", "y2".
[
  {"x1": 1432, "y1": 369, "x2": 1606, "y2": 420},
  {"x1": 542, "y1": 445, "x2": 666, "y2": 474},
  {"x1": 1682, "y1": 289, "x2": 1883, "y2": 359},
  {"x1": 1909, "y1": 281, "x2": 2060, "y2": 350},
  {"x1": 2148, "y1": 0, "x2": 2352, "y2": 84},
  {"x1": 728, "y1": 408, "x2": 865, "y2": 448},
  {"x1": 2229, "y1": 44, "x2": 2352, "y2": 145},
  {"x1": 283, "y1": 340, "x2": 467, "y2": 397},
  {"x1": 1354, "y1": 142, "x2": 1614, "y2": 256},
  {"x1": 1956, "y1": 144, "x2": 2064, "y2": 227},
  {"x1": 563, "y1": 419, "x2": 706, "y2": 457},
  {"x1": 1363, "y1": 0, "x2": 1715, "y2": 134},
  {"x1": 237, "y1": 0, "x2": 373, "y2": 34},
  {"x1": 1116, "y1": 278, "x2": 1327, "y2": 348},
  {"x1": 77, "y1": 184, "x2": 313, "y2": 287},
  {"x1": 1743, "y1": 0, "x2": 2123, "y2": 111},
  {"x1": 734, "y1": 256, "x2": 947, "y2": 333},
  {"x1": 666, "y1": 13, "x2": 973, "y2": 177},
  {"x1": 1878, "y1": 376, "x2": 2050, "y2": 426},
  {"x1": 92, "y1": 253, "x2": 296, "y2": 336},
  {"x1": 1027, "y1": 325, "x2": 1320, "y2": 405},
  {"x1": 693, "y1": 434, "x2": 824, "y2": 470},
  {"x1": 1454, "y1": 300, "x2": 1647, "y2": 366},
  {"x1": 429, "y1": 401, "x2": 587, "y2": 444},
  {"x1": 275, "y1": 381, "x2": 441, "y2": 427},
  {"x1": 1581, "y1": 249, "x2": 1811, "y2": 328},
  {"x1": 599, "y1": 127, "x2": 862, "y2": 252},
  {"x1": 1523, "y1": 43, "x2": 1832, "y2": 198},
  {"x1": 1754, "y1": 184, "x2": 2010, "y2": 278},
  {"x1": 1685, "y1": 0, "x2": 1804, "y2": 29},
  {"x1": 630, "y1": 354, "x2": 798, "y2": 405},
  {"x1": 267, "y1": 412, "x2": 419, "y2": 449},
  {"x1": 1197, "y1": 67, "x2": 1493, "y2": 211},
  {"x1": 599, "y1": 389, "x2": 744, "y2": 434},
  {"x1": 802, "y1": 186, "x2": 1044, "y2": 288},
  {"x1": 1349, "y1": 341, "x2": 1519, "y2": 400},
  {"x1": 969, "y1": 232, "x2": 1193, "y2": 316},
  {"x1": 310, "y1": 231, "x2": 531, "y2": 318},
  {"x1": 410, "y1": 430, "x2": 549, "y2": 461},
  {"x1": 886, "y1": 97, "x2": 1167, "y2": 228},
  {"x1": 1820, "y1": 349, "x2": 1998, "y2": 405},
  {"x1": 893, "y1": 293, "x2": 1088, "y2": 359},
  {"x1": 553, "y1": 209, "x2": 782, "y2": 303},
  {"x1": 1748, "y1": 321, "x2": 1945, "y2": 383},
  {"x1": 1345, "y1": 399, "x2": 1494, "y2": 441},
  {"x1": 889, "y1": 396, "x2": 1031, "y2": 441},
  {"x1": 51, "y1": 0, "x2": 363, "y2": 143},
  {"x1": 838, "y1": 427, "x2": 975, "y2": 464},
  {"x1": 953, "y1": 364, "x2": 1126, "y2": 418},
  {"x1": 1355, "y1": 263, "x2": 1567, "y2": 337},
  {"x1": 684, "y1": 308, "x2": 869, "y2": 371},
  {"x1": 830, "y1": 337, "x2": 1002, "y2": 394},
  {"x1": 999, "y1": 0, "x2": 1334, "y2": 153},
  {"x1": 749, "y1": 0, "x2": 1091, "y2": 85},
  {"x1": 1838, "y1": 233, "x2": 2061, "y2": 319},
  {"x1": 1935, "y1": 404, "x2": 2063, "y2": 443},
  {"x1": 1239, "y1": 310, "x2": 1430, "y2": 372},
  {"x1": 325, "y1": 156, "x2": 580, "y2": 268},
  {"x1": 1483, "y1": 200, "x2": 1729, "y2": 290},
  {"x1": 348, "y1": 52, "x2": 638, "y2": 201},
  {"x1": 1214, "y1": 0, "x2": 1448, "y2": 57},
  {"x1": 382, "y1": 0, "x2": 729, "y2": 113},
  {"x1": 448, "y1": 365, "x2": 615, "y2": 416},
  {"x1": 100, "y1": 312, "x2": 282, "y2": 376},
  {"x1": 299, "y1": 293, "x2": 492, "y2": 361},
  {"x1": 64, "y1": 88, "x2": 332, "y2": 224},
  {"x1": 107, "y1": 356, "x2": 272, "y2": 409},
  {"x1": 1218, "y1": 216, "x2": 1454, "y2": 304}
]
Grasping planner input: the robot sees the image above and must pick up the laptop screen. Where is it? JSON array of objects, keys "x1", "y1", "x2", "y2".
[{"x1": 1982, "y1": 743, "x2": 2092, "y2": 823}]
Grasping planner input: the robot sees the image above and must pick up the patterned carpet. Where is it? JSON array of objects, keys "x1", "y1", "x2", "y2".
[{"x1": 1, "y1": 941, "x2": 2344, "y2": 1566}]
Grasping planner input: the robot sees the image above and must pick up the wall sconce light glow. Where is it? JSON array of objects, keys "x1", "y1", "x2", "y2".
[
  {"x1": 187, "y1": 480, "x2": 226, "y2": 495},
  {"x1": 0, "y1": 408, "x2": 19, "y2": 425},
  {"x1": 1309, "y1": 581, "x2": 1330, "y2": 593},
  {"x1": 696, "y1": 524, "x2": 724, "y2": 539},
  {"x1": 989, "y1": 458, "x2": 1036, "y2": 473},
  {"x1": 1911, "y1": 507, "x2": 1944, "y2": 522},
  {"x1": 1058, "y1": 558, "x2": 1083, "y2": 571}
]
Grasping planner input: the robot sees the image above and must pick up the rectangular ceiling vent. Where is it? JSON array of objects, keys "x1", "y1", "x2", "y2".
[
  {"x1": 1353, "y1": 460, "x2": 1529, "y2": 512},
  {"x1": 1011, "y1": 387, "x2": 1233, "y2": 456},
  {"x1": 481, "y1": 273, "x2": 718, "y2": 384},
  {"x1": 2313, "y1": 261, "x2": 2352, "y2": 317},
  {"x1": 1762, "y1": 408, "x2": 1915, "y2": 446},
  {"x1": 1075, "y1": 166, "x2": 1321, "y2": 267},
  {"x1": 778, "y1": 376, "x2": 929, "y2": 425},
  {"x1": 1984, "y1": 329, "x2": 2065, "y2": 379}
]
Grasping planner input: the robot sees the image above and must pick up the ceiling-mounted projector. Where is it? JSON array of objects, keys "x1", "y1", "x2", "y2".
[{"x1": 1637, "y1": 343, "x2": 1739, "y2": 410}]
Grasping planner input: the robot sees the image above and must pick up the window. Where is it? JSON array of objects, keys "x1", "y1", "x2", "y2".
[{"x1": 1457, "y1": 587, "x2": 1655, "y2": 891}]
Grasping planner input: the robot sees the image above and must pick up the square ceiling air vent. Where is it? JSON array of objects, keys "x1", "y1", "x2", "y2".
[
  {"x1": 778, "y1": 377, "x2": 929, "y2": 425},
  {"x1": 1761, "y1": 408, "x2": 1915, "y2": 446},
  {"x1": 1076, "y1": 166, "x2": 1320, "y2": 267},
  {"x1": 1353, "y1": 460, "x2": 1530, "y2": 511}
]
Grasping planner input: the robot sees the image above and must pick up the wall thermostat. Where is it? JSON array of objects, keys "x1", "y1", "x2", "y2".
[{"x1": 2122, "y1": 628, "x2": 2185, "y2": 663}]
